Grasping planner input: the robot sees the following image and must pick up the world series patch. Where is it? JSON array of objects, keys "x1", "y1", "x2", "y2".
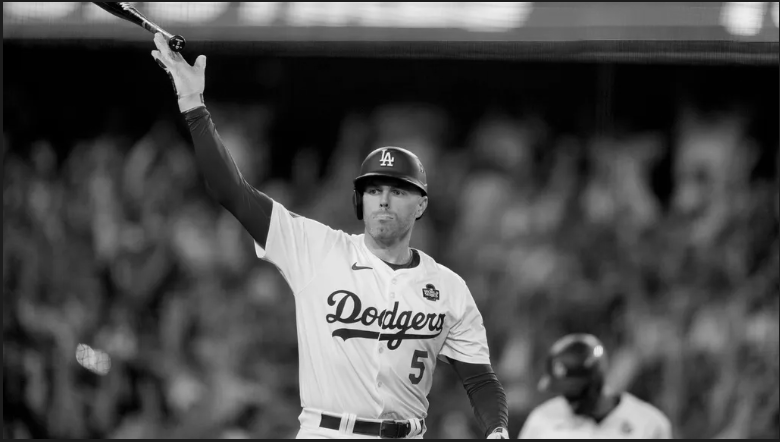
[{"x1": 422, "y1": 284, "x2": 440, "y2": 301}]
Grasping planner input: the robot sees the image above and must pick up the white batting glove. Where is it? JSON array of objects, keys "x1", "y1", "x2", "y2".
[
  {"x1": 150, "y1": 32, "x2": 206, "y2": 101},
  {"x1": 486, "y1": 427, "x2": 509, "y2": 439}
]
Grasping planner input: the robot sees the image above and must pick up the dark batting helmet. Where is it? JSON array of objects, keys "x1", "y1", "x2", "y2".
[
  {"x1": 538, "y1": 334, "x2": 608, "y2": 395},
  {"x1": 353, "y1": 146, "x2": 428, "y2": 221}
]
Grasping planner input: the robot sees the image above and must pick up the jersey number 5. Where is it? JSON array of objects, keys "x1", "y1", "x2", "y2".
[{"x1": 409, "y1": 350, "x2": 429, "y2": 385}]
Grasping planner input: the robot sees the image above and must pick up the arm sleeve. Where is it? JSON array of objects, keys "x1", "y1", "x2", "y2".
[
  {"x1": 182, "y1": 106, "x2": 274, "y2": 248},
  {"x1": 183, "y1": 106, "x2": 337, "y2": 293},
  {"x1": 449, "y1": 360, "x2": 509, "y2": 438}
]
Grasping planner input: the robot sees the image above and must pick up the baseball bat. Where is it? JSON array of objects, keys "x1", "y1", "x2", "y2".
[{"x1": 92, "y1": 2, "x2": 186, "y2": 52}]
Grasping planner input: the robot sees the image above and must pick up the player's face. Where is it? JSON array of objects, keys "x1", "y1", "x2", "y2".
[
  {"x1": 362, "y1": 178, "x2": 427, "y2": 242},
  {"x1": 562, "y1": 379, "x2": 602, "y2": 416}
]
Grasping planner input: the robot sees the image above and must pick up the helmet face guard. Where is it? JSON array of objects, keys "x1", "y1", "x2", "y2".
[{"x1": 353, "y1": 147, "x2": 428, "y2": 221}]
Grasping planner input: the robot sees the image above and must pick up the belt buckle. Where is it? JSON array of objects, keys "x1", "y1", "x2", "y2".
[{"x1": 380, "y1": 420, "x2": 411, "y2": 439}]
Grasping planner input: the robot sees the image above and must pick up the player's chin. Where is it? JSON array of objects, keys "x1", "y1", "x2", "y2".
[
  {"x1": 368, "y1": 222, "x2": 399, "y2": 238},
  {"x1": 369, "y1": 224, "x2": 393, "y2": 237}
]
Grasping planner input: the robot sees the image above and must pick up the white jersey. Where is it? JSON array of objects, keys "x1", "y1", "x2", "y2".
[
  {"x1": 518, "y1": 393, "x2": 672, "y2": 439},
  {"x1": 254, "y1": 200, "x2": 491, "y2": 423}
]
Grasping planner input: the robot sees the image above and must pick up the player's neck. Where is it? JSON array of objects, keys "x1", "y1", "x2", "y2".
[
  {"x1": 590, "y1": 392, "x2": 621, "y2": 422},
  {"x1": 363, "y1": 233, "x2": 413, "y2": 265}
]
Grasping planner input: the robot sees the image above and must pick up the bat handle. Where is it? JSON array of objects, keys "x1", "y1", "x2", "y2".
[{"x1": 142, "y1": 21, "x2": 186, "y2": 52}]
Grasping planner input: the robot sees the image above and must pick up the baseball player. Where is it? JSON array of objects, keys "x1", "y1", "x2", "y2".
[
  {"x1": 150, "y1": 34, "x2": 509, "y2": 439},
  {"x1": 518, "y1": 334, "x2": 672, "y2": 439}
]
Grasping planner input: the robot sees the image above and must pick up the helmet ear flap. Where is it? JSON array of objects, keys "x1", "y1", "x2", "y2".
[{"x1": 353, "y1": 189, "x2": 363, "y2": 220}]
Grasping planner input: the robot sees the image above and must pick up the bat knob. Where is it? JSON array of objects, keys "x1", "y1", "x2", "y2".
[{"x1": 168, "y1": 35, "x2": 186, "y2": 53}]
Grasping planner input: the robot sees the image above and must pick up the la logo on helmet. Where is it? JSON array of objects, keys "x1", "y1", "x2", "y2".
[{"x1": 379, "y1": 149, "x2": 395, "y2": 167}]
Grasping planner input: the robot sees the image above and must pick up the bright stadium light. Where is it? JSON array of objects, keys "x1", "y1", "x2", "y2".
[
  {"x1": 3, "y1": 2, "x2": 79, "y2": 21},
  {"x1": 721, "y1": 2, "x2": 766, "y2": 36},
  {"x1": 285, "y1": 2, "x2": 356, "y2": 27},
  {"x1": 372, "y1": 2, "x2": 531, "y2": 31},
  {"x1": 243, "y1": 2, "x2": 533, "y2": 31},
  {"x1": 145, "y1": 2, "x2": 230, "y2": 24},
  {"x1": 239, "y1": 2, "x2": 281, "y2": 26},
  {"x1": 348, "y1": 2, "x2": 391, "y2": 28},
  {"x1": 458, "y1": 2, "x2": 532, "y2": 32},
  {"x1": 385, "y1": 2, "x2": 461, "y2": 28}
]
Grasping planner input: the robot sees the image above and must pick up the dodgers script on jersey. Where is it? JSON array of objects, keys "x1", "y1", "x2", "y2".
[
  {"x1": 254, "y1": 200, "x2": 491, "y2": 425},
  {"x1": 518, "y1": 393, "x2": 673, "y2": 439}
]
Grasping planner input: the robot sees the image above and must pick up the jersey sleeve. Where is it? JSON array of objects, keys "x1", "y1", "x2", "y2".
[
  {"x1": 438, "y1": 278, "x2": 491, "y2": 365},
  {"x1": 253, "y1": 200, "x2": 339, "y2": 294}
]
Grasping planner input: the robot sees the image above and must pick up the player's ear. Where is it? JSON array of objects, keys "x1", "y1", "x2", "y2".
[{"x1": 417, "y1": 196, "x2": 428, "y2": 218}]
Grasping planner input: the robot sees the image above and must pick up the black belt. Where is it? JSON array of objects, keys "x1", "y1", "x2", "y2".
[{"x1": 319, "y1": 413, "x2": 424, "y2": 439}]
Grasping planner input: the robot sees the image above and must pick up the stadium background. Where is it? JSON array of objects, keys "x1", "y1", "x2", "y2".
[{"x1": 3, "y1": 2, "x2": 779, "y2": 439}]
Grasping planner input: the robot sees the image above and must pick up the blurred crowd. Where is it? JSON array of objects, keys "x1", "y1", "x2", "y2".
[{"x1": 4, "y1": 71, "x2": 779, "y2": 439}]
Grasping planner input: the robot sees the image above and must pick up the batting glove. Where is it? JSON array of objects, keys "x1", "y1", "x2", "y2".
[
  {"x1": 487, "y1": 427, "x2": 509, "y2": 439},
  {"x1": 150, "y1": 32, "x2": 205, "y2": 105}
]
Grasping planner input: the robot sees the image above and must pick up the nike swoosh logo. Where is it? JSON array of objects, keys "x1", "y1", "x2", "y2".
[{"x1": 352, "y1": 263, "x2": 373, "y2": 271}]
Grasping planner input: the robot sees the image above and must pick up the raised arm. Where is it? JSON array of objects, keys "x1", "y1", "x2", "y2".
[{"x1": 151, "y1": 33, "x2": 273, "y2": 248}]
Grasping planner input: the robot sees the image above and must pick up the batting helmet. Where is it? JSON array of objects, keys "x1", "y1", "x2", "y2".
[
  {"x1": 538, "y1": 334, "x2": 608, "y2": 395},
  {"x1": 353, "y1": 146, "x2": 428, "y2": 221}
]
